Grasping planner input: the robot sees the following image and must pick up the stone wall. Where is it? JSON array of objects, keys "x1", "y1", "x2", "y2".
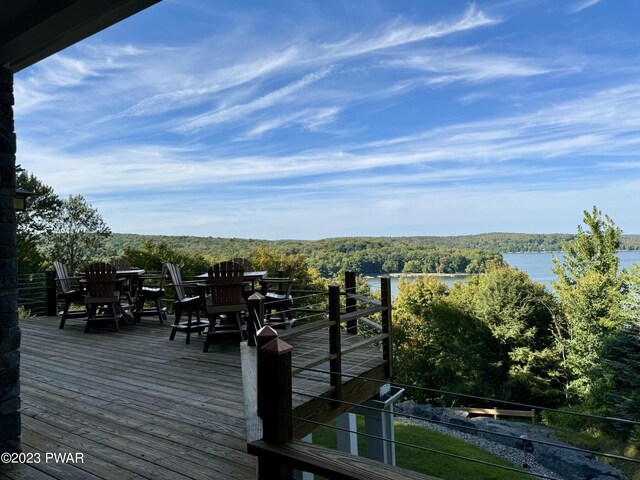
[
  {"x1": 0, "y1": 65, "x2": 21, "y2": 454},
  {"x1": 395, "y1": 401, "x2": 627, "y2": 480}
]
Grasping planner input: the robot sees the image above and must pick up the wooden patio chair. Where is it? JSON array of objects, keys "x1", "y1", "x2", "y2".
[
  {"x1": 230, "y1": 257, "x2": 256, "y2": 294},
  {"x1": 166, "y1": 262, "x2": 208, "y2": 344},
  {"x1": 110, "y1": 258, "x2": 135, "y2": 306},
  {"x1": 83, "y1": 262, "x2": 123, "y2": 333},
  {"x1": 54, "y1": 260, "x2": 87, "y2": 329},
  {"x1": 201, "y1": 261, "x2": 247, "y2": 352},
  {"x1": 259, "y1": 264, "x2": 297, "y2": 329},
  {"x1": 133, "y1": 264, "x2": 167, "y2": 323}
]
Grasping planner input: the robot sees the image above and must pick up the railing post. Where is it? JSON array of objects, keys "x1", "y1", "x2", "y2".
[
  {"x1": 247, "y1": 292, "x2": 265, "y2": 347},
  {"x1": 345, "y1": 270, "x2": 357, "y2": 334},
  {"x1": 380, "y1": 275, "x2": 393, "y2": 379},
  {"x1": 328, "y1": 282, "x2": 342, "y2": 402},
  {"x1": 256, "y1": 325, "x2": 278, "y2": 418},
  {"x1": 45, "y1": 270, "x2": 57, "y2": 316},
  {"x1": 257, "y1": 338, "x2": 293, "y2": 480}
]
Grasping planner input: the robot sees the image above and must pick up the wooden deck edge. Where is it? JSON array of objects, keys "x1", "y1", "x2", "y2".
[{"x1": 247, "y1": 439, "x2": 439, "y2": 480}]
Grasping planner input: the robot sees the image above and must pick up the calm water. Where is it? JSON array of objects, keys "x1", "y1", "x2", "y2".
[{"x1": 367, "y1": 250, "x2": 640, "y2": 297}]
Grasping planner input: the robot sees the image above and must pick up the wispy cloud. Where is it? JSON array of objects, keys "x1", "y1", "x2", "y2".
[
  {"x1": 173, "y1": 67, "x2": 334, "y2": 133},
  {"x1": 13, "y1": 0, "x2": 640, "y2": 237},
  {"x1": 570, "y1": 0, "x2": 600, "y2": 13},
  {"x1": 318, "y1": 4, "x2": 501, "y2": 60}
]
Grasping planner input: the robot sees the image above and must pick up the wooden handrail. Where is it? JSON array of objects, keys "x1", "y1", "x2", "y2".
[
  {"x1": 248, "y1": 439, "x2": 439, "y2": 480},
  {"x1": 279, "y1": 319, "x2": 333, "y2": 340},
  {"x1": 345, "y1": 291, "x2": 382, "y2": 306},
  {"x1": 340, "y1": 305, "x2": 386, "y2": 322},
  {"x1": 340, "y1": 332, "x2": 388, "y2": 357}
]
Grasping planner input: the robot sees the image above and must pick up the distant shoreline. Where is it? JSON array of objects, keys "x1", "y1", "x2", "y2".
[{"x1": 365, "y1": 272, "x2": 474, "y2": 279}]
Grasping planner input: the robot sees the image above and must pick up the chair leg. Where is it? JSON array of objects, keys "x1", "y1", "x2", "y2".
[
  {"x1": 185, "y1": 311, "x2": 193, "y2": 345},
  {"x1": 202, "y1": 315, "x2": 216, "y2": 353},
  {"x1": 58, "y1": 301, "x2": 70, "y2": 329},
  {"x1": 235, "y1": 313, "x2": 245, "y2": 341},
  {"x1": 169, "y1": 307, "x2": 181, "y2": 340},
  {"x1": 155, "y1": 298, "x2": 165, "y2": 323}
]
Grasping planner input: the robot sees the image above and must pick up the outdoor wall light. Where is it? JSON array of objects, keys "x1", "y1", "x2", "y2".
[{"x1": 14, "y1": 188, "x2": 35, "y2": 211}]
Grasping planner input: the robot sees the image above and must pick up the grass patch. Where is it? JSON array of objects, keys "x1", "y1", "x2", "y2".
[{"x1": 312, "y1": 418, "x2": 533, "y2": 480}]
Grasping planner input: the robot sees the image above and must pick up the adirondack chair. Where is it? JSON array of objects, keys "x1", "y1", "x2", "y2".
[
  {"x1": 83, "y1": 262, "x2": 123, "y2": 333},
  {"x1": 166, "y1": 262, "x2": 208, "y2": 344},
  {"x1": 201, "y1": 261, "x2": 247, "y2": 352},
  {"x1": 133, "y1": 264, "x2": 167, "y2": 323},
  {"x1": 259, "y1": 264, "x2": 297, "y2": 329},
  {"x1": 230, "y1": 257, "x2": 256, "y2": 294},
  {"x1": 110, "y1": 258, "x2": 135, "y2": 306},
  {"x1": 54, "y1": 260, "x2": 87, "y2": 329}
]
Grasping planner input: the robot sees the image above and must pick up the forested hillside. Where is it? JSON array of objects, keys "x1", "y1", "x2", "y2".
[{"x1": 101, "y1": 232, "x2": 640, "y2": 277}]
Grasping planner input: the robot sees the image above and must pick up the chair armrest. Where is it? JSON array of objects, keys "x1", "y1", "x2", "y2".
[{"x1": 259, "y1": 278, "x2": 294, "y2": 285}]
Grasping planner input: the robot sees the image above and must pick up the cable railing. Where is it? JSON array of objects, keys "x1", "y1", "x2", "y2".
[
  {"x1": 245, "y1": 271, "x2": 636, "y2": 480},
  {"x1": 17, "y1": 271, "x2": 56, "y2": 317}
]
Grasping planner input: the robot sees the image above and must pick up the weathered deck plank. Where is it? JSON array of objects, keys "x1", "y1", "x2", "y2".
[
  {"x1": 2, "y1": 317, "x2": 256, "y2": 480},
  {"x1": 3, "y1": 315, "x2": 387, "y2": 480}
]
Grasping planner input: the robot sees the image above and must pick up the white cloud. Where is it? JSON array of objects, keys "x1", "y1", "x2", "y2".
[
  {"x1": 570, "y1": 0, "x2": 600, "y2": 14},
  {"x1": 174, "y1": 67, "x2": 333, "y2": 133}
]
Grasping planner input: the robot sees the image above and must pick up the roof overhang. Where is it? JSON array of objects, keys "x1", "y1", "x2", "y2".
[{"x1": 0, "y1": 0, "x2": 161, "y2": 72}]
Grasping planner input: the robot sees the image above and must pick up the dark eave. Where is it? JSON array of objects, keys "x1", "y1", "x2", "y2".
[{"x1": 0, "y1": 0, "x2": 161, "y2": 72}]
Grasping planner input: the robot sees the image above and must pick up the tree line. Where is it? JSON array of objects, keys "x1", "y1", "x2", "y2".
[{"x1": 392, "y1": 207, "x2": 640, "y2": 458}]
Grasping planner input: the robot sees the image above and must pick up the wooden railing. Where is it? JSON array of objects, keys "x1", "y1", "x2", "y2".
[
  {"x1": 245, "y1": 272, "x2": 437, "y2": 479},
  {"x1": 247, "y1": 317, "x2": 437, "y2": 479}
]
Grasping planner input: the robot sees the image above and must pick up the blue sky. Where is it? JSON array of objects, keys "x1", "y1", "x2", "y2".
[{"x1": 14, "y1": 0, "x2": 640, "y2": 239}]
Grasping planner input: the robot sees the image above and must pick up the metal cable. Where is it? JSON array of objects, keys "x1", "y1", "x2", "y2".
[
  {"x1": 290, "y1": 390, "x2": 640, "y2": 465},
  {"x1": 290, "y1": 364, "x2": 640, "y2": 427},
  {"x1": 291, "y1": 415, "x2": 558, "y2": 480}
]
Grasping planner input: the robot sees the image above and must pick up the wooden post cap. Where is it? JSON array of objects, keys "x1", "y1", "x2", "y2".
[
  {"x1": 260, "y1": 338, "x2": 293, "y2": 355},
  {"x1": 248, "y1": 292, "x2": 265, "y2": 301},
  {"x1": 257, "y1": 325, "x2": 278, "y2": 339}
]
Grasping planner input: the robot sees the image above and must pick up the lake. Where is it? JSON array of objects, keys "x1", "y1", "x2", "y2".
[{"x1": 367, "y1": 250, "x2": 640, "y2": 297}]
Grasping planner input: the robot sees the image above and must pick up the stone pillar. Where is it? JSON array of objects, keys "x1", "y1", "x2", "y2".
[{"x1": 0, "y1": 64, "x2": 21, "y2": 454}]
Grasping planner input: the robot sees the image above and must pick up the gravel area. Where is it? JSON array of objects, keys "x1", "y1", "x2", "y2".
[{"x1": 396, "y1": 415, "x2": 565, "y2": 479}]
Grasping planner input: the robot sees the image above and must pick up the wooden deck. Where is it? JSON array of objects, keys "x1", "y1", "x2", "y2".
[
  {"x1": 1, "y1": 315, "x2": 388, "y2": 480},
  {"x1": 1, "y1": 316, "x2": 255, "y2": 480}
]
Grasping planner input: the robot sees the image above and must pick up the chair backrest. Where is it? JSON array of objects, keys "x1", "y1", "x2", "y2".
[
  {"x1": 157, "y1": 263, "x2": 168, "y2": 289},
  {"x1": 165, "y1": 262, "x2": 187, "y2": 301},
  {"x1": 85, "y1": 262, "x2": 118, "y2": 297},
  {"x1": 230, "y1": 257, "x2": 254, "y2": 272},
  {"x1": 206, "y1": 261, "x2": 245, "y2": 306},
  {"x1": 276, "y1": 264, "x2": 296, "y2": 296},
  {"x1": 111, "y1": 258, "x2": 132, "y2": 270},
  {"x1": 53, "y1": 261, "x2": 73, "y2": 293}
]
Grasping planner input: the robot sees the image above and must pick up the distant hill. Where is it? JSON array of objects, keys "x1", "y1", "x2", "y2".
[{"x1": 101, "y1": 233, "x2": 640, "y2": 277}]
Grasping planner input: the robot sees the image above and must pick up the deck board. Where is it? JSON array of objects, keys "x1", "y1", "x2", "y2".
[
  {"x1": 2, "y1": 317, "x2": 256, "y2": 480},
  {"x1": 3, "y1": 315, "x2": 386, "y2": 480}
]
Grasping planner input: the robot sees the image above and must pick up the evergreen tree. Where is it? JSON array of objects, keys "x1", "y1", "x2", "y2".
[
  {"x1": 551, "y1": 206, "x2": 623, "y2": 401},
  {"x1": 465, "y1": 265, "x2": 563, "y2": 406}
]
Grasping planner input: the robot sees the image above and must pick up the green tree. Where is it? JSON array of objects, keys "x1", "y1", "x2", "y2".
[
  {"x1": 393, "y1": 276, "x2": 502, "y2": 403},
  {"x1": 587, "y1": 265, "x2": 640, "y2": 443},
  {"x1": 123, "y1": 239, "x2": 208, "y2": 274},
  {"x1": 44, "y1": 194, "x2": 111, "y2": 273},
  {"x1": 15, "y1": 167, "x2": 62, "y2": 271},
  {"x1": 461, "y1": 266, "x2": 563, "y2": 406},
  {"x1": 551, "y1": 206, "x2": 623, "y2": 401}
]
